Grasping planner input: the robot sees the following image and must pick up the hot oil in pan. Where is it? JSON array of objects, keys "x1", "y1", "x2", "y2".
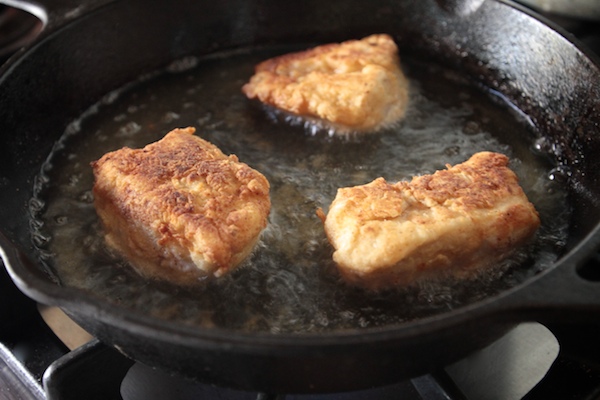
[{"x1": 31, "y1": 46, "x2": 570, "y2": 333}]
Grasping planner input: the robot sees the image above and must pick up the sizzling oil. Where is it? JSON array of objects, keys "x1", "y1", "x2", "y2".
[{"x1": 31, "y1": 46, "x2": 570, "y2": 333}]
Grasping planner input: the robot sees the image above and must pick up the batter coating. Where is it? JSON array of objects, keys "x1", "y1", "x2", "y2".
[
  {"x1": 242, "y1": 34, "x2": 409, "y2": 134},
  {"x1": 319, "y1": 152, "x2": 540, "y2": 290},
  {"x1": 91, "y1": 127, "x2": 271, "y2": 284}
]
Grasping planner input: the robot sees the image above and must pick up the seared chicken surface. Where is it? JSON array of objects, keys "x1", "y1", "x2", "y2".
[
  {"x1": 91, "y1": 127, "x2": 271, "y2": 285},
  {"x1": 242, "y1": 34, "x2": 409, "y2": 134},
  {"x1": 319, "y1": 152, "x2": 540, "y2": 290}
]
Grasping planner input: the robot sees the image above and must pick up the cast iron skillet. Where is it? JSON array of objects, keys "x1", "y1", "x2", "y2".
[{"x1": 2, "y1": 0, "x2": 600, "y2": 394}]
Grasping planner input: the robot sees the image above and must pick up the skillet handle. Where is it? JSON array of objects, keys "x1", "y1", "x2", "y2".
[
  {"x1": 0, "y1": 0, "x2": 113, "y2": 33},
  {"x1": 498, "y1": 235, "x2": 600, "y2": 324}
]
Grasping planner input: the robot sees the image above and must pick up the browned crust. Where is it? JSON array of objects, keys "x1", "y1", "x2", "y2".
[
  {"x1": 91, "y1": 127, "x2": 271, "y2": 284},
  {"x1": 321, "y1": 152, "x2": 541, "y2": 290},
  {"x1": 242, "y1": 34, "x2": 409, "y2": 133}
]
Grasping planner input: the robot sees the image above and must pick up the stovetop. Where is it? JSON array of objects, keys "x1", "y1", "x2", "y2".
[
  {"x1": 3, "y1": 256, "x2": 600, "y2": 400},
  {"x1": 2, "y1": 3, "x2": 600, "y2": 400}
]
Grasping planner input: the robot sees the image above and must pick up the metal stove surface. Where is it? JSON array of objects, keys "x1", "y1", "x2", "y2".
[{"x1": 2, "y1": 2, "x2": 600, "y2": 400}]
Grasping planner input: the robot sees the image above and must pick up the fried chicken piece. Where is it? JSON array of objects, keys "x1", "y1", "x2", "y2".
[
  {"x1": 318, "y1": 152, "x2": 540, "y2": 290},
  {"x1": 242, "y1": 34, "x2": 409, "y2": 134},
  {"x1": 91, "y1": 127, "x2": 270, "y2": 285}
]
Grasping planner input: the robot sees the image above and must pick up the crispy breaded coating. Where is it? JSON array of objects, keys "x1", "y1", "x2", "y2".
[
  {"x1": 91, "y1": 127, "x2": 270, "y2": 284},
  {"x1": 242, "y1": 34, "x2": 409, "y2": 133},
  {"x1": 319, "y1": 152, "x2": 540, "y2": 290}
]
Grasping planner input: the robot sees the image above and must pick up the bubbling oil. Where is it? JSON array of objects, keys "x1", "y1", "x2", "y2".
[{"x1": 30, "y1": 45, "x2": 570, "y2": 333}]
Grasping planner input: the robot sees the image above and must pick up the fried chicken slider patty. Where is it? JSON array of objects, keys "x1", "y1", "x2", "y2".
[
  {"x1": 318, "y1": 152, "x2": 540, "y2": 290},
  {"x1": 242, "y1": 34, "x2": 409, "y2": 134},
  {"x1": 91, "y1": 127, "x2": 271, "y2": 285}
]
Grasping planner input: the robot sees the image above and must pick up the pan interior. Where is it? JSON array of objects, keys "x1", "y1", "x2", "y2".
[{"x1": 29, "y1": 44, "x2": 570, "y2": 334}]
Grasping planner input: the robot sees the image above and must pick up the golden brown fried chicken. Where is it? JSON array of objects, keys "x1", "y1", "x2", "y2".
[
  {"x1": 242, "y1": 34, "x2": 409, "y2": 134},
  {"x1": 318, "y1": 152, "x2": 540, "y2": 290},
  {"x1": 91, "y1": 127, "x2": 271, "y2": 285}
]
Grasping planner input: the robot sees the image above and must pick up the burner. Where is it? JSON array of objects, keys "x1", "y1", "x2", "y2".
[
  {"x1": 0, "y1": 5, "x2": 42, "y2": 64},
  {"x1": 39, "y1": 323, "x2": 558, "y2": 400}
]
